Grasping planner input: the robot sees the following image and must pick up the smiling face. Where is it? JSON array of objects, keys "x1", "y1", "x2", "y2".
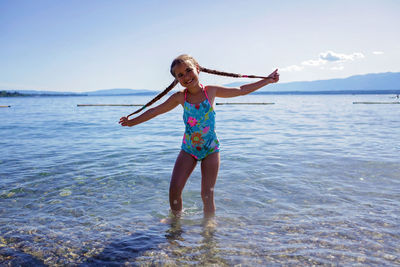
[{"x1": 172, "y1": 60, "x2": 200, "y2": 88}]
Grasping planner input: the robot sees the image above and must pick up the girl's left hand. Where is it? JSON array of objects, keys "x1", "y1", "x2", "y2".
[
  {"x1": 119, "y1": 116, "x2": 130, "y2": 126},
  {"x1": 267, "y1": 69, "x2": 279, "y2": 83}
]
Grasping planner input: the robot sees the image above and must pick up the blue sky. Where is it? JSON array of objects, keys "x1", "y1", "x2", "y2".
[{"x1": 1, "y1": 0, "x2": 399, "y2": 92}]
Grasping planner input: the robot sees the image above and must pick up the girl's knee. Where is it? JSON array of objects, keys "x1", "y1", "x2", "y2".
[{"x1": 169, "y1": 187, "x2": 182, "y2": 210}]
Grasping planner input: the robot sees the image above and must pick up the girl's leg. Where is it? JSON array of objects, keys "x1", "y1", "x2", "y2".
[
  {"x1": 200, "y1": 152, "x2": 220, "y2": 216},
  {"x1": 169, "y1": 150, "x2": 197, "y2": 215}
]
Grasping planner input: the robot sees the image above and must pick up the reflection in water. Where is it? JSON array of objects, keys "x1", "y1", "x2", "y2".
[
  {"x1": 199, "y1": 216, "x2": 225, "y2": 266},
  {"x1": 165, "y1": 216, "x2": 184, "y2": 243},
  {"x1": 137, "y1": 215, "x2": 229, "y2": 266}
]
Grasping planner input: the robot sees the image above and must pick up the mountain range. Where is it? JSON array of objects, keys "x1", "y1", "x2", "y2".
[
  {"x1": 226, "y1": 72, "x2": 400, "y2": 94},
  {"x1": 4, "y1": 72, "x2": 400, "y2": 96}
]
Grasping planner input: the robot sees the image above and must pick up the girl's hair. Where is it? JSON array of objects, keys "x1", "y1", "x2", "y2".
[{"x1": 126, "y1": 54, "x2": 270, "y2": 118}]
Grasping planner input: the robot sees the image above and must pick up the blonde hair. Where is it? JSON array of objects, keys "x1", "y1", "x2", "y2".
[{"x1": 126, "y1": 54, "x2": 270, "y2": 118}]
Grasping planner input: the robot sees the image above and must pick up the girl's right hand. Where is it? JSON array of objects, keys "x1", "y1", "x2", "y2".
[{"x1": 119, "y1": 116, "x2": 130, "y2": 126}]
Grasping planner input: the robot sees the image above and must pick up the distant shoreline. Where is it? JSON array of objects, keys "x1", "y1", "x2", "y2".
[
  {"x1": 1, "y1": 91, "x2": 29, "y2": 97},
  {"x1": 0, "y1": 90, "x2": 86, "y2": 97}
]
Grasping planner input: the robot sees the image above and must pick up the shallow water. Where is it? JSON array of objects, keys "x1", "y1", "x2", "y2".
[{"x1": 1, "y1": 94, "x2": 399, "y2": 266}]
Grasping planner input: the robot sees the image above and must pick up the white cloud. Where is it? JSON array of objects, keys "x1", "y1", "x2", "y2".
[
  {"x1": 319, "y1": 51, "x2": 365, "y2": 62},
  {"x1": 320, "y1": 51, "x2": 342, "y2": 62},
  {"x1": 281, "y1": 50, "x2": 365, "y2": 73},
  {"x1": 300, "y1": 51, "x2": 364, "y2": 67},
  {"x1": 373, "y1": 51, "x2": 384, "y2": 55}
]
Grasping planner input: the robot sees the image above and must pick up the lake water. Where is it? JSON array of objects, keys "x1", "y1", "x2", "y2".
[{"x1": 1, "y1": 94, "x2": 399, "y2": 266}]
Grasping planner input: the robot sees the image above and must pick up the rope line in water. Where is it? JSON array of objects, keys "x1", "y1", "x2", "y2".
[
  {"x1": 77, "y1": 104, "x2": 143, "y2": 107},
  {"x1": 353, "y1": 102, "x2": 400, "y2": 104}
]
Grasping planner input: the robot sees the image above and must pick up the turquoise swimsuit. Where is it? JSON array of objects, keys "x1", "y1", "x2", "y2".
[{"x1": 181, "y1": 86, "x2": 220, "y2": 160}]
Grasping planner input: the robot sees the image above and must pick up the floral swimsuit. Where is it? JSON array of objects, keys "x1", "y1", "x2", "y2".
[{"x1": 181, "y1": 86, "x2": 220, "y2": 160}]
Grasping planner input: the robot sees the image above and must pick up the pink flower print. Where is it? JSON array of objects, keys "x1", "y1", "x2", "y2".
[
  {"x1": 187, "y1": 117, "x2": 197, "y2": 127},
  {"x1": 183, "y1": 133, "x2": 187, "y2": 144},
  {"x1": 195, "y1": 104, "x2": 200, "y2": 109},
  {"x1": 203, "y1": 126, "x2": 210, "y2": 134}
]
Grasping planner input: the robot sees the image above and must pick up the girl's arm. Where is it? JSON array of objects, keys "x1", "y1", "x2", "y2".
[
  {"x1": 119, "y1": 92, "x2": 182, "y2": 127},
  {"x1": 210, "y1": 69, "x2": 279, "y2": 98}
]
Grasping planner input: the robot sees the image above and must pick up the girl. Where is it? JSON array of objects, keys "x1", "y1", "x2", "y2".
[{"x1": 119, "y1": 54, "x2": 279, "y2": 217}]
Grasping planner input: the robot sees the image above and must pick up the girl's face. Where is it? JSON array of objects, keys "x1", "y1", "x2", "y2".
[{"x1": 173, "y1": 61, "x2": 200, "y2": 88}]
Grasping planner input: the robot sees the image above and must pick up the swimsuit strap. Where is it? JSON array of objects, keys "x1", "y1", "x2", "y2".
[
  {"x1": 203, "y1": 85, "x2": 211, "y2": 105},
  {"x1": 184, "y1": 85, "x2": 211, "y2": 105}
]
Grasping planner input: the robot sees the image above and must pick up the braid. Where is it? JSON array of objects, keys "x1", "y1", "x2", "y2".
[
  {"x1": 126, "y1": 79, "x2": 178, "y2": 118},
  {"x1": 199, "y1": 66, "x2": 269, "y2": 79},
  {"x1": 126, "y1": 54, "x2": 271, "y2": 118}
]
